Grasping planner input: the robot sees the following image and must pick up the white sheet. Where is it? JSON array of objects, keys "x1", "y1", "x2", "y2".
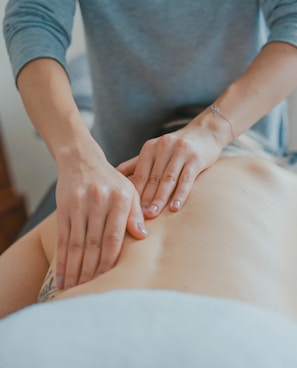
[{"x1": 0, "y1": 289, "x2": 297, "y2": 367}]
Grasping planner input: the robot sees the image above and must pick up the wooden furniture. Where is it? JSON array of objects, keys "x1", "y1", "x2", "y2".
[{"x1": 0, "y1": 123, "x2": 27, "y2": 254}]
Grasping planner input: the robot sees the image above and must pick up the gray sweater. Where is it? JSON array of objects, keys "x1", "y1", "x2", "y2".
[{"x1": 3, "y1": 1, "x2": 297, "y2": 164}]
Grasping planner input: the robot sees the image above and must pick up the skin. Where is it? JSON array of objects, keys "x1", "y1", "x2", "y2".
[
  {"x1": 16, "y1": 41, "x2": 297, "y2": 290},
  {"x1": 0, "y1": 154, "x2": 297, "y2": 321}
]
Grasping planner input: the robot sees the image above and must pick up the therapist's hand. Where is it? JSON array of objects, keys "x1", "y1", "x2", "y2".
[
  {"x1": 117, "y1": 111, "x2": 229, "y2": 218},
  {"x1": 55, "y1": 137, "x2": 147, "y2": 290}
]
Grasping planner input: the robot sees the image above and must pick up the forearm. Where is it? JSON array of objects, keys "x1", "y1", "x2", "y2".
[
  {"x1": 218, "y1": 41, "x2": 297, "y2": 138},
  {"x1": 17, "y1": 58, "x2": 104, "y2": 165},
  {"x1": 195, "y1": 42, "x2": 297, "y2": 147}
]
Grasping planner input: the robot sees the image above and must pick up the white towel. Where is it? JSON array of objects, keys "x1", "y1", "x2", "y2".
[{"x1": 1, "y1": 289, "x2": 297, "y2": 367}]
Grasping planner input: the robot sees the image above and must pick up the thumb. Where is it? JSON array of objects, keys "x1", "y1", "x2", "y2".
[
  {"x1": 116, "y1": 156, "x2": 138, "y2": 177},
  {"x1": 126, "y1": 192, "x2": 148, "y2": 240}
]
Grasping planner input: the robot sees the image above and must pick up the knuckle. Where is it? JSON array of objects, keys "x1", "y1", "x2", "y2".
[
  {"x1": 106, "y1": 232, "x2": 121, "y2": 248},
  {"x1": 69, "y1": 241, "x2": 84, "y2": 253},
  {"x1": 190, "y1": 155, "x2": 201, "y2": 168},
  {"x1": 113, "y1": 188, "x2": 131, "y2": 204},
  {"x1": 180, "y1": 173, "x2": 194, "y2": 184},
  {"x1": 142, "y1": 139, "x2": 155, "y2": 152},
  {"x1": 57, "y1": 237, "x2": 67, "y2": 249},
  {"x1": 162, "y1": 171, "x2": 177, "y2": 183},
  {"x1": 72, "y1": 188, "x2": 85, "y2": 205},
  {"x1": 87, "y1": 183, "x2": 102, "y2": 202},
  {"x1": 149, "y1": 174, "x2": 161, "y2": 185},
  {"x1": 176, "y1": 137, "x2": 191, "y2": 151},
  {"x1": 86, "y1": 238, "x2": 101, "y2": 249},
  {"x1": 160, "y1": 134, "x2": 173, "y2": 147},
  {"x1": 132, "y1": 172, "x2": 147, "y2": 184}
]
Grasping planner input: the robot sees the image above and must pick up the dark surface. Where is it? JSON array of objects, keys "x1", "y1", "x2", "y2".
[{"x1": 17, "y1": 182, "x2": 56, "y2": 238}]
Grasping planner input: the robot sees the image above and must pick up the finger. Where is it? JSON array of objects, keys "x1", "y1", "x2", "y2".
[
  {"x1": 141, "y1": 135, "x2": 175, "y2": 214},
  {"x1": 55, "y1": 211, "x2": 70, "y2": 289},
  {"x1": 63, "y1": 211, "x2": 87, "y2": 289},
  {"x1": 116, "y1": 156, "x2": 138, "y2": 177},
  {"x1": 130, "y1": 140, "x2": 155, "y2": 197},
  {"x1": 145, "y1": 152, "x2": 185, "y2": 218},
  {"x1": 170, "y1": 159, "x2": 201, "y2": 212},
  {"x1": 126, "y1": 191, "x2": 148, "y2": 239},
  {"x1": 96, "y1": 192, "x2": 131, "y2": 275},
  {"x1": 78, "y1": 205, "x2": 106, "y2": 285}
]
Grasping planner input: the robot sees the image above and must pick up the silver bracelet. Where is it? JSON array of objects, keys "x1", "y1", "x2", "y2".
[{"x1": 210, "y1": 104, "x2": 236, "y2": 140}]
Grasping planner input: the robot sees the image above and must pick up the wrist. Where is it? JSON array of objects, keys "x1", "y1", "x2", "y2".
[
  {"x1": 209, "y1": 104, "x2": 236, "y2": 141},
  {"x1": 53, "y1": 118, "x2": 86, "y2": 159},
  {"x1": 189, "y1": 105, "x2": 235, "y2": 148},
  {"x1": 55, "y1": 124, "x2": 106, "y2": 169}
]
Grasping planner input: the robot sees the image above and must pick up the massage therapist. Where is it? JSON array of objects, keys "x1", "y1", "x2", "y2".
[{"x1": 3, "y1": 0, "x2": 297, "y2": 289}]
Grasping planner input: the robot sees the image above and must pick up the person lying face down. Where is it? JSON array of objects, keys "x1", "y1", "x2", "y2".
[{"x1": 0, "y1": 131, "x2": 296, "y2": 322}]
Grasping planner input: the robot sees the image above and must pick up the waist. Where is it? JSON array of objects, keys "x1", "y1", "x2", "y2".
[{"x1": 53, "y1": 233, "x2": 297, "y2": 321}]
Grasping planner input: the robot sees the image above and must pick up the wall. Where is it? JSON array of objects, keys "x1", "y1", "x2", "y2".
[
  {"x1": 0, "y1": 2, "x2": 86, "y2": 214},
  {"x1": 288, "y1": 89, "x2": 297, "y2": 150}
]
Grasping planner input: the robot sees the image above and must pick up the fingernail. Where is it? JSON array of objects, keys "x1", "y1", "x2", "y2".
[
  {"x1": 137, "y1": 222, "x2": 148, "y2": 235},
  {"x1": 147, "y1": 204, "x2": 158, "y2": 214},
  {"x1": 171, "y1": 200, "x2": 181, "y2": 210},
  {"x1": 56, "y1": 275, "x2": 64, "y2": 289}
]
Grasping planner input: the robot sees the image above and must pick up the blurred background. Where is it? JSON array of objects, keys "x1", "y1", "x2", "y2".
[
  {"x1": 0, "y1": 2, "x2": 297, "y2": 216},
  {"x1": 0, "y1": 2, "x2": 86, "y2": 214}
]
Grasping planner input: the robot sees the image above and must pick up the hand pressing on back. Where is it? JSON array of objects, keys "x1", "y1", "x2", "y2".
[
  {"x1": 117, "y1": 110, "x2": 231, "y2": 219},
  {"x1": 55, "y1": 136, "x2": 147, "y2": 290}
]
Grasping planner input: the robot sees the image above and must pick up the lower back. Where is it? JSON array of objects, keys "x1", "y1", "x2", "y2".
[{"x1": 53, "y1": 157, "x2": 297, "y2": 320}]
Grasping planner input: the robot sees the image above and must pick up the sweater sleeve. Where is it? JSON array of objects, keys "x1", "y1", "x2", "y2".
[
  {"x1": 260, "y1": 0, "x2": 297, "y2": 47},
  {"x1": 2, "y1": 0, "x2": 77, "y2": 82}
]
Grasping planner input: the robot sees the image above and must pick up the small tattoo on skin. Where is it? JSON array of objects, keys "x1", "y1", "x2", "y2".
[{"x1": 37, "y1": 269, "x2": 58, "y2": 303}]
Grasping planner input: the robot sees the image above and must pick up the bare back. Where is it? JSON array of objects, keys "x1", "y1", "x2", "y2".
[{"x1": 40, "y1": 156, "x2": 297, "y2": 321}]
